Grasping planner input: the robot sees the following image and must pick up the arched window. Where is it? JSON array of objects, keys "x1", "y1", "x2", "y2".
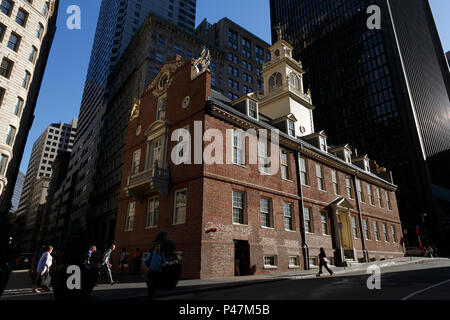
[
  {"x1": 289, "y1": 72, "x2": 300, "y2": 90},
  {"x1": 269, "y1": 72, "x2": 282, "y2": 92}
]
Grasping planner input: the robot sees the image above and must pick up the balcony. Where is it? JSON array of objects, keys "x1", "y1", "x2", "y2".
[{"x1": 126, "y1": 164, "x2": 170, "y2": 199}]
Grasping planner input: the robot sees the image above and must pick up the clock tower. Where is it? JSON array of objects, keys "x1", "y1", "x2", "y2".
[{"x1": 259, "y1": 32, "x2": 315, "y2": 137}]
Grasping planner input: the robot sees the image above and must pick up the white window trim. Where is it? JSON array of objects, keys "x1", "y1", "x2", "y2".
[
  {"x1": 283, "y1": 202, "x2": 294, "y2": 231},
  {"x1": 246, "y1": 99, "x2": 259, "y2": 120},
  {"x1": 173, "y1": 188, "x2": 187, "y2": 225},
  {"x1": 280, "y1": 149, "x2": 291, "y2": 181},
  {"x1": 145, "y1": 196, "x2": 159, "y2": 229},
  {"x1": 125, "y1": 202, "x2": 136, "y2": 232},
  {"x1": 232, "y1": 190, "x2": 247, "y2": 225},
  {"x1": 263, "y1": 255, "x2": 278, "y2": 269},
  {"x1": 316, "y1": 164, "x2": 325, "y2": 191},
  {"x1": 288, "y1": 256, "x2": 300, "y2": 269},
  {"x1": 299, "y1": 157, "x2": 309, "y2": 186},
  {"x1": 232, "y1": 129, "x2": 246, "y2": 166}
]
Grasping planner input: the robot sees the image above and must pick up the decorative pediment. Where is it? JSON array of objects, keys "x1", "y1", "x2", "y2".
[
  {"x1": 144, "y1": 120, "x2": 168, "y2": 141},
  {"x1": 145, "y1": 59, "x2": 186, "y2": 96},
  {"x1": 329, "y1": 197, "x2": 354, "y2": 210}
]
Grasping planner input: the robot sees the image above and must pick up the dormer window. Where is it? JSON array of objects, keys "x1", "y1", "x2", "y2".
[
  {"x1": 319, "y1": 136, "x2": 327, "y2": 152},
  {"x1": 287, "y1": 120, "x2": 295, "y2": 137},
  {"x1": 269, "y1": 72, "x2": 282, "y2": 92},
  {"x1": 364, "y1": 159, "x2": 370, "y2": 172},
  {"x1": 247, "y1": 99, "x2": 258, "y2": 120},
  {"x1": 345, "y1": 149, "x2": 352, "y2": 163}
]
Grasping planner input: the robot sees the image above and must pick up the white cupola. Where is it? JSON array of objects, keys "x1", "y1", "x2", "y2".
[{"x1": 259, "y1": 29, "x2": 315, "y2": 137}]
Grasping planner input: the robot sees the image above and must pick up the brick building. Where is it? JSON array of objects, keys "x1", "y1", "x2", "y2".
[{"x1": 114, "y1": 37, "x2": 404, "y2": 279}]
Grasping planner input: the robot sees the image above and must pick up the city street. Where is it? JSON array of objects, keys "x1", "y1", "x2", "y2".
[
  {"x1": 161, "y1": 259, "x2": 450, "y2": 300},
  {"x1": 2, "y1": 258, "x2": 450, "y2": 300}
]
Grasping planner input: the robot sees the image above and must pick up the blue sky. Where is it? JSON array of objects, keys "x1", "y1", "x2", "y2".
[{"x1": 19, "y1": 0, "x2": 450, "y2": 173}]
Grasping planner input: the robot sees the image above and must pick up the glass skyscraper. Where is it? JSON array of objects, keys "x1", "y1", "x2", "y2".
[{"x1": 270, "y1": 0, "x2": 450, "y2": 253}]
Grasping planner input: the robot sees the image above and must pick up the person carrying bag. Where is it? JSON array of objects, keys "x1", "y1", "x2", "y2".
[{"x1": 142, "y1": 243, "x2": 166, "y2": 299}]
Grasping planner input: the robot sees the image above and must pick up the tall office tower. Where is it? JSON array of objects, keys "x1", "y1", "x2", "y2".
[
  {"x1": 446, "y1": 51, "x2": 450, "y2": 67},
  {"x1": 196, "y1": 18, "x2": 270, "y2": 99},
  {"x1": 59, "y1": 0, "x2": 197, "y2": 248},
  {"x1": 0, "y1": 0, "x2": 59, "y2": 214},
  {"x1": 10, "y1": 171, "x2": 24, "y2": 213},
  {"x1": 38, "y1": 150, "x2": 70, "y2": 246},
  {"x1": 270, "y1": 0, "x2": 450, "y2": 252},
  {"x1": 16, "y1": 119, "x2": 77, "y2": 252}
]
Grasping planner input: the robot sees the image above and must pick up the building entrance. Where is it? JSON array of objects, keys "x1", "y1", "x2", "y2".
[{"x1": 234, "y1": 240, "x2": 250, "y2": 276}]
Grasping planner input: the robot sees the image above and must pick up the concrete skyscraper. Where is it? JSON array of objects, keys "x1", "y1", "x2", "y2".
[
  {"x1": 270, "y1": 0, "x2": 450, "y2": 253},
  {"x1": 0, "y1": 0, "x2": 59, "y2": 214},
  {"x1": 16, "y1": 119, "x2": 77, "y2": 252}
]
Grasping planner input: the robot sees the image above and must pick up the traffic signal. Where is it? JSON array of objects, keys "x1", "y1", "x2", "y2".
[{"x1": 206, "y1": 228, "x2": 217, "y2": 233}]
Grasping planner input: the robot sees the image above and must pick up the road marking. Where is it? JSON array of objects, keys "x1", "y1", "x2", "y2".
[{"x1": 402, "y1": 279, "x2": 450, "y2": 300}]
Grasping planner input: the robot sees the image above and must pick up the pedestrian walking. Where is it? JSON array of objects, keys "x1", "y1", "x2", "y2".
[
  {"x1": 316, "y1": 248, "x2": 334, "y2": 277},
  {"x1": 120, "y1": 248, "x2": 128, "y2": 274},
  {"x1": 30, "y1": 245, "x2": 46, "y2": 283},
  {"x1": 427, "y1": 246, "x2": 434, "y2": 258},
  {"x1": 142, "y1": 243, "x2": 167, "y2": 299},
  {"x1": 133, "y1": 248, "x2": 143, "y2": 275},
  {"x1": 84, "y1": 245, "x2": 98, "y2": 266},
  {"x1": 102, "y1": 244, "x2": 118, "y2": 285},
  {"x1": 32, "y1": 246, "x2": 54, "y2": 293}
]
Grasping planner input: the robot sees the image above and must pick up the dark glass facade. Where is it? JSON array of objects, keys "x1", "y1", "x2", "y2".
[{"x1": 270, "y1": 0, "x2": 450, "y2": 253}]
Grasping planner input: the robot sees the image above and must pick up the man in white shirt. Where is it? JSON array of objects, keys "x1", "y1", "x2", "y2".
[
  {"x1": 102, "y1": 244, "x2": 118, "y2": 285},
  {"x1": 32, "y1": 246, "x2": 53, "y2": 293}
]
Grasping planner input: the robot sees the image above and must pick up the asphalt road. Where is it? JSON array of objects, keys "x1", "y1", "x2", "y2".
[
  {"x1": 2, "y1": 259, "x2": 450, "y2": 300},
  {"x1": 160, "y1": 260, "x2": 450, "y2": 300}
]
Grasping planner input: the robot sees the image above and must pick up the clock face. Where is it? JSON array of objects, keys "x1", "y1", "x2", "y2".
[
  {"x1": 182, "y1": 96, "x2": 191, "y2": 109},
  {"x1": 159, "y1": 73, "x2": 169, "y2": 89}
]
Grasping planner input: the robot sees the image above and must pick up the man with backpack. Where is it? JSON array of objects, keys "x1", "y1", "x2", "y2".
[{"x1": 142, "y1": 243, "x2": 167, "y2": 299}]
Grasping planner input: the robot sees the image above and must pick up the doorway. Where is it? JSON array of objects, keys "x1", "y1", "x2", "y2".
[
  {"x1": 234, "y1": 240, "x2": 250, "y2": 276},
  {"x1": 338, "y1": 211, "x2": 354, "y2": 259}
]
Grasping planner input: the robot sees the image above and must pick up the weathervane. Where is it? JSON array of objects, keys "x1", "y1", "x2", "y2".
[{"x1": 275, "y1": 25, "x2": 283, "y2": 41}]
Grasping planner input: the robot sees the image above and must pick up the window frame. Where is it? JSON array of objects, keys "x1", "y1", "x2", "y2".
[
  {"x1": 316, "y1": 164, "x2": 325, "y2": 191},
  {"x1": 125, "y1": 202, "x2": 136, "y2": 231},
  {"x1": 145, "y1": 196, "x2": 159, "y2": 228},
  {"x1": 0, "y1": 57, "x2": 14, "y2": 79},
  {"x1": 284, "y1": 202, "x2": 294, "y2": 231},
  {"x1": 0, "y1": 0, "x2": 13, "y2": 16},
  {"x1": 173, "y1": 189, "x2": 187, "y2": 225},
  {"x1": 303, "y1": 207, "x2": 313, "y2": 233},
  {"x1": 15, "y1": 8, "x2": 28, "y2": 27},
  {"x1": 232, "y1": 190, "x2": 246, "y2": 225},
  {"x1": 351, "y1": 216, "x2": 359, "y2": 239},
  {"x1": 263, "y1": 255, "x2": 277, "y2": 268},
  {"x1": 260, "y1": 197, "x2": 273, "y2": 228},
  {"x1": 232, "y1": 129, "x2": 245, "y2": 166},
  {"x1": 299, "y1": 157, "x2": 308, "y2": 186},
  {"x1": 331, "y1": 170, "x2": 339, "y2": 195},
  {"x1": 320, "y1": 210, "x2": 330, "y2": 235},
  {"x1": 280, "y1": 149, "x2": 291, "y2": 180}
]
